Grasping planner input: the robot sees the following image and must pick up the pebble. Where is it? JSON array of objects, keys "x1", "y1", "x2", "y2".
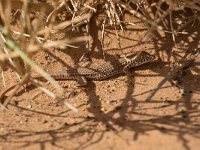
[
  {"x1": 101, "y1": 107, "x2": 106, "y2": 112},
  {"x1": 27, "y1": 104, "x2": 32, "y2": 109}
]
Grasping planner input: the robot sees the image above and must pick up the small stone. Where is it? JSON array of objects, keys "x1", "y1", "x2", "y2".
[
  {"x1": 27, "y1": 104, "x2": 32, "y2": 108},
  {"x1": 19, "y1": 120, "x2": 23, "y2": 124},
  {"x1": 106, "y1": 100, "x2": 110, "y2": 104},
  {"x1": 101, "y1": 107, "x2": 106, "y2": 112}
]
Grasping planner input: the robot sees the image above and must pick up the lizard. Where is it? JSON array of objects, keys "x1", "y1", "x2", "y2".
[
  {"x1": 0, "y1": 51, "x2": 156, "y2": 103},
  {"x1": 38, "y1": 51, "x2": 156, "y2": 81}
]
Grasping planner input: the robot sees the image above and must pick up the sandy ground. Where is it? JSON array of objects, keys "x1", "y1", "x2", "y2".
[{"x1": 0, "y1": 13, "x2": 200, "y2": 150}]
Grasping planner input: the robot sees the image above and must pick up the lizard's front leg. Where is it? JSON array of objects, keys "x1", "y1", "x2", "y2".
[
  {"x1": 122, "y1": 51, "x2": 143, "y2": 76},
  {"x1": 123, "y1": 64, "x2": 134, "y2": 77},
  {"x1": 74, "y1": 76, "x2": 87, "y2": 86}
]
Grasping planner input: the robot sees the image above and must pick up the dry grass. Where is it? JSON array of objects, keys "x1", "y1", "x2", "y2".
[{"x1": 0, "y1": 0, "x2": 200, "y2": 110}]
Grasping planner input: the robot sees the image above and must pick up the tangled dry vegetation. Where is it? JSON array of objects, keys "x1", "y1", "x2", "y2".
[{"x1": 0, "y1": 0, "x2": 200, "y2": 110}]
